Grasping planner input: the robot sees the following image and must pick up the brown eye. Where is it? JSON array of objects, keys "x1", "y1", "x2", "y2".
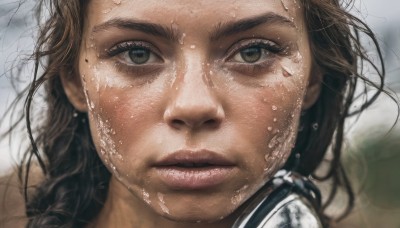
[
  {"x1": 128, "y1": 48, "x2": 151, "y2": 64},
  {"x1": 239, "y1": 47, "x2": 262, "y2": 63}
]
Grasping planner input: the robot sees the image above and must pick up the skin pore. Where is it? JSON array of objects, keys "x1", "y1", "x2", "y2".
[{"x1": 61, "y1": 0, "x2": 320, "y2": 227}]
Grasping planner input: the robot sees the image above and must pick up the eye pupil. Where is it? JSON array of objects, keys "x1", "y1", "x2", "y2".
[
  {"x1": 129, "y1": 48, "x2": 150, "y2": 64},
  {"x1": 240, "y1": 47, "x2": 262, "y2": 63}
]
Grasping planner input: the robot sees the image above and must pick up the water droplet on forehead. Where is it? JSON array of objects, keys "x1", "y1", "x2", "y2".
[{"x1": 280, "y1": 0, "x2": 289, "y2": 11}]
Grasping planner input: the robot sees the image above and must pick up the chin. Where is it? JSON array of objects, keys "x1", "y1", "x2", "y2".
[
  {"x1": 151, "y1": 193, "x2": 248, "y2": 224},
  {"x1": 159, "y1": 207, "x2": 237, "y2": 225}
]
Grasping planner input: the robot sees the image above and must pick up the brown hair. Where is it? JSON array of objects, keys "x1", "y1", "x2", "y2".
[{"x1": 2, "y1": 0, "x2": 393, "y2": 227}]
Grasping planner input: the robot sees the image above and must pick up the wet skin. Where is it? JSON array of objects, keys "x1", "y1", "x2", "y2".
[{"x1": 63, "y1": 0, "x2": 319, "y2": 227}]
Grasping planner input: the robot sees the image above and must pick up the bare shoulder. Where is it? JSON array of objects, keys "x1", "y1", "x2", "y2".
[{"x1": 0, "y1": 164, "x2": 44, "y2": 227}]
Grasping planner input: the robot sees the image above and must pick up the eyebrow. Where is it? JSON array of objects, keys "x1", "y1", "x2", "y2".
[
  {"x1": 92, "y1": 18, "x2": 179, "y2": 41},
  {"x1": 210, "y1": 12, "x2": 295, "y2": 41},
  {"x1": 91, "y1": 12, "x2": 295, "y2": 42}
]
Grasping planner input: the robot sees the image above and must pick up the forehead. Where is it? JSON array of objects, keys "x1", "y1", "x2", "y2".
[{"x1": 85, "y1": 0, "x2": 304, "y2": 30}]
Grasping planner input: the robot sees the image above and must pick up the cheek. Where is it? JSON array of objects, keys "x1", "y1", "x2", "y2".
[
  {"x1": 83, "y1": 73, "x2": 161, "y2": 182},
  {"x1": 234, "y1": 79, "x2": 305, "y2": 177}
]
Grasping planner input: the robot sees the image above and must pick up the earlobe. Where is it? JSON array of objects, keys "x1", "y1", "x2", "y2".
[
  {"x1": 302, "y1": 67, "x2": 322, "y2": 110},
  {"x1": 60, "y1": 69, "x2": 88, "y2": 112}
]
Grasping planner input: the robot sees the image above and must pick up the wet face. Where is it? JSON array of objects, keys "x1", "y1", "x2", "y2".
[{"x1": 72, "y1": 0, "x2": 315, "y2": 224}]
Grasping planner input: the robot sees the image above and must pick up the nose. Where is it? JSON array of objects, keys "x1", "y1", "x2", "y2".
[{"x1": 163, "y1": 63, "x2": 224, "y2": 130}]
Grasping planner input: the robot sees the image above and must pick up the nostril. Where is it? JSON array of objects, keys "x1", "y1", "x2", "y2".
[
  {"x1": 170, "y1": 118, "x2": 219, "y2": 129},
  {"x1": 172, "y1": 119, "x2": 185, "y2": 126},
  {"x1": 204, "y1": 119, "x2": 217, "y2": 125}
]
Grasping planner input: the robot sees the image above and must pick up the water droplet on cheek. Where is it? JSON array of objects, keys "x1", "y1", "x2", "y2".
[
  {"x1": 157, "y1": 193, "x2": 170, "y2": 214},
  {"x1": 102, "y1": 8, "x2": 112, "y2": 14},
  {"x1": 292, "y1": 51, "x2": 303, "y2": 63},
  {"x1": 90, "y1": 101, "x2": 95, "y2": 110},
  {"x1": 190, "y1": 44, "x2": 196, "y2": 49},
  {"x1": 112, "y1": 0, "x2": 121, "y2": 4},
  {"x1": 282, "y1": 65, "x2": 294, "y2": 77},
  {"x1": 142, "y1": 189, "x2": 151, "y2": 205},
  {"x1": 231, "y1": 185, "x2": 248, "y2": 206},
  {"x1": 272, "y1": 105, "x2": 278, "y2": 111},
  {"x1": 179, "y1": 33, "x2": 186, "y2": 45}
]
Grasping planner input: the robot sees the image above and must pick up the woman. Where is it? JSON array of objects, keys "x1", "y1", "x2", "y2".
[{"x1": 0, "y1": 0, "x2": 389, "y2": 227}]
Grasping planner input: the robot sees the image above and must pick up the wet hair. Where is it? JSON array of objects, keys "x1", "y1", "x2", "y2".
[{"x1": 1, "y1": 0, "x2": 393, "y2": 227}]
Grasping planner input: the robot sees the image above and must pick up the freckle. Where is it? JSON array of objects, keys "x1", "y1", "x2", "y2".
[{"x1": 85, "y1": 58, "x2": 89, "y2": 63}]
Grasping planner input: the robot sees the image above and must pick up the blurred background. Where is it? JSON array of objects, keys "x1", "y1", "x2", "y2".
[{"x1": 1, "y1": 0, "x2": 399, "y2": 227}]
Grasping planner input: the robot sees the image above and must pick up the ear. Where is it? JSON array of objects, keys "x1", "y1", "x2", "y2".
[
  {"x1": 60, "y1": 68, "x2": 88, "y2": 112},
  {"x1": 302, "y1": 66, "x2": 322, "y2": 110}
]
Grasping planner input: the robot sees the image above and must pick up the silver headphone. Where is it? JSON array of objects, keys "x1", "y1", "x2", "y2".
[{"x1": 232, "y1": 170, "x2": 324, "y2": 228}]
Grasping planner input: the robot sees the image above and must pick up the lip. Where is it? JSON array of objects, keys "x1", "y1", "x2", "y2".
[{"x1": 154, "y1": 150, "x2": 236, "y2": 190}]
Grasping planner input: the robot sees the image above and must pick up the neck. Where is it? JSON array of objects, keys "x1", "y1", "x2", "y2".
[{"x1": 88, "y1": 177, "x2": 238, "y2": 228}]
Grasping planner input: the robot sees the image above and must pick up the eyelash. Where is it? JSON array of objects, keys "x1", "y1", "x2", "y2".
[
  {"x1": 104, "y1": 39, "x2": 284, "y2": 76},
  {"x1": 225, "y1": 39, "x2": 284, "y2": 75},
  {"x1": 105, "y1": 41, "x2": 163, "y2": 75}
]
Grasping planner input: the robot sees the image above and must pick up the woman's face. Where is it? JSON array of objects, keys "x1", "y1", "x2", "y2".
[{"x1": 74, "y1": 0, "x2": 314, "y2": 223}]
